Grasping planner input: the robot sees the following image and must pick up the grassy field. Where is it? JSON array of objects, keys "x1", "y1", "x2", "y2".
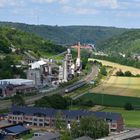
[
  {"x1": 80, "y1": 93, "x2": 140, "y2": 108},
  {"x1": 89, "y1": 58, "x2": 140, "y2": 75},
  {"x1": 103, "y1": 107, "x2": 140, "y2": 128},
  {"x1": 89, "y1": 58, "x2": 140, "y2": 97},
  {"x1": 92, "y1": 76, "x2": 140, "y2": 97}
]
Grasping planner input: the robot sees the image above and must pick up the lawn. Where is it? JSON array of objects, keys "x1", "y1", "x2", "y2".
[
  {"x1": 103, "y1": 107, "x2": 140, "y2": 128},
  {"x1": 80, "y1": 93, "x2": 140, "y2": 108},
  {"x1": 21, "y1": 131, "x2": 34, "y2": 140}
]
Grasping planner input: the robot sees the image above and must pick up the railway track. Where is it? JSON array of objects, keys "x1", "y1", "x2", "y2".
[{"x1": 65, "y1": 65, "x2": 99, "y2": 93}]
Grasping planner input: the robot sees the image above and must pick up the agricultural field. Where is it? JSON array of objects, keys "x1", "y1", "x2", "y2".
[
  {"x1": 89, "y1": 58, "x2": 140, "y2": 97},
  {"x1": 88, "y1": 58, "x2": 140, "y2": 75},
  {"x1": 92, "y1": 76, "x2": 140, "y2": 97},
  {"x1": 80, "y1": 93, "x2": 140, "y2": 108},
  {"x1": 103, "y1": 107, "x2": 140, "y2": 128},
  {"x1": 77, "y1": 93, "x2": 140, "y2": 127}
]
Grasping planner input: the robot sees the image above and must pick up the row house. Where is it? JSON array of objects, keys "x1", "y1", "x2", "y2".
[{"x1": 8, "y1": 106, "x2": 124, "y2": 132}]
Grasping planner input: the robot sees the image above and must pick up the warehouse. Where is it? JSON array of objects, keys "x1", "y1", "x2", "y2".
[{"x1": 0, "y1": 79, "x2": 34, "y2": 86}]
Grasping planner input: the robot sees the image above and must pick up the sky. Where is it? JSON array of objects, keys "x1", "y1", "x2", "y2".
[{"x1": 0, "y1": 0, "x2": 140, "y2": 28}]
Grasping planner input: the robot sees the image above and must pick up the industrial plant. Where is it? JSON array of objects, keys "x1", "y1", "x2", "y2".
[
  {"x1": 59, "y1": 42, "x2": 82, "y2": 83},
  {"x1": 0, "y1": 42, "x2": 83, "y2": 98},
  {"x1": 27, "y1": 42, "x2": 83, "y2": 88}
]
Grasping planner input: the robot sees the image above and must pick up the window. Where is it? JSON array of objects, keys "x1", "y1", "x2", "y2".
[
  {"x1": 34, "y1": 123, "x2": 37, "y2": 126},
  {"x1": 45, "y1": 123, "x2": 50, "y2": 126},
  {"x1": 39, "y1": 123, "x2": 43, "y2": 126},
  {"x1": 39, "y1": 119, "x2": 43, "y2": 122}
]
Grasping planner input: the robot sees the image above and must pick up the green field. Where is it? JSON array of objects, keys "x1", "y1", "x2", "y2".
[
  {"x1": 80, "y1": 93, "x2": 140, "y2": 108},
  {"x1": 103, "y1": 107, "x2": 140, "y2": 128}
]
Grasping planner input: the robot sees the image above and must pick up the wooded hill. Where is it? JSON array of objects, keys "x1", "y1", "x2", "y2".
[
  {"x1": 0, "y1": 26, "x2": 66, "y2": 55},
  {"x1": 0, "y1": 22, "x2": 127, "y2": 46},
  {"x1": 1, "y1": 21, "x2": 140, "y2": 54},
  {"x1": 98, "y1": 29, "x2": 140, "y2": 54}
]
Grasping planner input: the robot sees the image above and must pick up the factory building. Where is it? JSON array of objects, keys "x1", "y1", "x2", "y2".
[
  {"x1": 58, "y1": 42, "x2": 82, "y2": 83},
  {"x1": 59, "y1": 49, "x2": 75, "y2": 83},
  {"x1": 0, "y1": 79, "x2": 36, "y2": 98},
  {"x1": 27, "y1": 59, "x2": 56, "y2": 88},
  {"x1": 8, "y1": 106, "x2": 124, "y2": 133}
]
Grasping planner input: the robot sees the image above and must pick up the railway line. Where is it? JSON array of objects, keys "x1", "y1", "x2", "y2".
[{"x1": 65, "y1": 65, "x2": 99, "y2": 93}]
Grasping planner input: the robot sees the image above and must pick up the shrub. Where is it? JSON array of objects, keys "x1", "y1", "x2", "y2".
[{"x1": 124, "y1": 103, "x2": 133, "y2": 110}]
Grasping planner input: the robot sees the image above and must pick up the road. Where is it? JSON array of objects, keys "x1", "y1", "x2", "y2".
[{"x1": 0, "y1": 65, "x2": 99, "y2": 110}]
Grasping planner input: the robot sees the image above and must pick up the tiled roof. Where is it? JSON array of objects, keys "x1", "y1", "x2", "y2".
[{"x1": 11, "y1": 106, "x2": 122, "y2": 121}]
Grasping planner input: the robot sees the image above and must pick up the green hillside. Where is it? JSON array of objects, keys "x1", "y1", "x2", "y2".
[
  {"x1": 98, "y1": 29, "x2": 140, "y2": 54},
  {"x1": 1, "y1": 22, "x2": 139, "y2": 54},
  {"x1": 0, "y1": 26, "x2": 66, "y2": 55},
  {"x1": 0, "y1": 22, "x2": 127, "y2": 45}
]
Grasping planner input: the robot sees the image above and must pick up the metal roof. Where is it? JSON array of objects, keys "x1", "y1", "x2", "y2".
[
  {"x1": 31, "y1": 132, "x2": 60, "y2": 140},
  {"x1": 99, "y1": 129, "x2": 140, "y2": 140},
  {"x1": 29, "y1": 60, "x2": 47, "y2": 69},
  {"x1": 4, "y1": 125, "x2": 29, "y2": 135},
  {"x1": 11, "y1": 106, "x2": 122, "y2": 121},
  {"x1": 0, "y1": 79, "x2": 34, "y2": 85}
]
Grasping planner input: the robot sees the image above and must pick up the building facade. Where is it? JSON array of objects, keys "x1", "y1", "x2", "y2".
[
  {"x1": 8, "y1": 106, "x2": 124, "y2": 132},
  {"x1": 0, "y1": 79, "x2": 36, "y2": 98}
]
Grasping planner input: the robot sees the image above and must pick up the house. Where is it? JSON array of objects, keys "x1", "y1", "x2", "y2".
[
  {"x1": 31, "y1": 132, "x2": 60, "y2": 140},
  {"x1": 8, "y1": 106, "x2": 124, "y2": 132},
  {"x1": 1, "y1": 124, "x2": 30, "y2": 139}
]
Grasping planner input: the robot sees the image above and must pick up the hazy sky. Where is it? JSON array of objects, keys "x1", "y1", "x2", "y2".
[{"x1": 0, "y1": 0, "x2": 140, "y2": 28}]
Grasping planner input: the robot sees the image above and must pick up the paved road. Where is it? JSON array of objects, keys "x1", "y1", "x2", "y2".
[{"x1": 0, "y1": 65, "x2": 99, "y2": 110}]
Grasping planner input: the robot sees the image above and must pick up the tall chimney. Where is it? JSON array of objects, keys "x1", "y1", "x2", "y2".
[{"x1": 77, "y1": 42, "x2": 80, "y2": 58}]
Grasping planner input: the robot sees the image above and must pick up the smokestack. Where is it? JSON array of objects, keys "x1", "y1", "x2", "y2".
[{"x1": 77, "y1": 42, "x2": 80, "y2": 58}]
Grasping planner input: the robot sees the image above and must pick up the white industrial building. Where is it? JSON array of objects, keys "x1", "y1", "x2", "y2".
[
  {"x1": 27, "y1": 59, "x2": 58, "y2": 88},
  {"x1": 58, "y1": 45, "x2": 81, "y2": 83},
  {"x1": 0, "y1": 79, "x2": 34, "y2": 86}
]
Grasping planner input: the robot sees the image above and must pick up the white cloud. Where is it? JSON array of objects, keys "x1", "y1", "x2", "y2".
[
  {"x1": 32, "y1": 0, "x2": 69, "y2": 4},
  {"x1": 94, "y1": 0, "x2": 119, "y2": 9},
  {"x1": 62, "y1": 6, "x2": 98, "y2": 15},
  {"x1": 0, "y1": 0, "x2": 24, "y2": 7},
  {"x1": 32, "y1": 0, "x2": 55, "y2": 4},
  {"x1": 116, "y1": 11, "x2": 140, "y2": 17}
]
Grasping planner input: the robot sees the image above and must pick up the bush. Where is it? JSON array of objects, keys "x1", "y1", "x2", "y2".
[
  {"x1": 124, "y1": 103, "x2": 133, "y2": 110},
  {"x1": 116, "y1": 70, "x2": 124, "y2": 76},
  {"x1": 124, "y1": 71, "x2": 133, "y2": 77},
  {"x1": 100, "y1": 66, "x2": 107, "y2": 76},
  {"x1": 35, "y1": 94, "x2": 70, "y2": 109}
]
